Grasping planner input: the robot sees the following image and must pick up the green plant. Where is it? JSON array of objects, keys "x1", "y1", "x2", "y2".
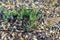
[
  {"x1": 2, "y1": 8, "x2": 42, "y2": 32},
  {"x1": 3, "y1": 10, "x2": 17, "y2": 21},
  {"x1": 18, "y1": 8, "x2": 42, "y2": 31}
]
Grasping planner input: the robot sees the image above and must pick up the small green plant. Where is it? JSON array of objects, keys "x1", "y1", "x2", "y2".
[
  {"x1": 2, "y1": 8, "x2": 42, "y2": 32},
  {"x1": 18, "y1": 8, "x2": 42, "y2": 31},
  {"x1": 3, "y1": 10, "x2": 17, "y2": 21}
]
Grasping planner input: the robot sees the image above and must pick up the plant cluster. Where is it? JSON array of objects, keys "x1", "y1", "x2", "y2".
[{"x1": 0, "y1": 6, "x2": 42, "y2": 31}]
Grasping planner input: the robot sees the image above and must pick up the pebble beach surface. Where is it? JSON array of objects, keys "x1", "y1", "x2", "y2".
[{"x1": 0, "y1": 0, "x2": 60, "y2": 40}]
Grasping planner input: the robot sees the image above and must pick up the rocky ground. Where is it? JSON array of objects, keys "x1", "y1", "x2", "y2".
[
  {"x1": 0, "y1": 21, "x2": 60, "y2": 40},
  {"x1": 0, "y1": 0, "x2": 60, "y2": 40}
]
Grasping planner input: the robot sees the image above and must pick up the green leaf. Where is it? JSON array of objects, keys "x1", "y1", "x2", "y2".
[{"x1": 0, "y1": 6, "x2": 4, "y2": 12}]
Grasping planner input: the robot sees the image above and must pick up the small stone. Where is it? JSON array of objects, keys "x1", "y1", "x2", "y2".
[
  {"x1": 59, "y1": 37, "x2": 60, "y2": 39},
  {"x1": 33, "y1": 35, "x2": 37, "y2": 40},
  {"x1": 25, "y1": 35, "x2": 28, "y2": 39}
]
